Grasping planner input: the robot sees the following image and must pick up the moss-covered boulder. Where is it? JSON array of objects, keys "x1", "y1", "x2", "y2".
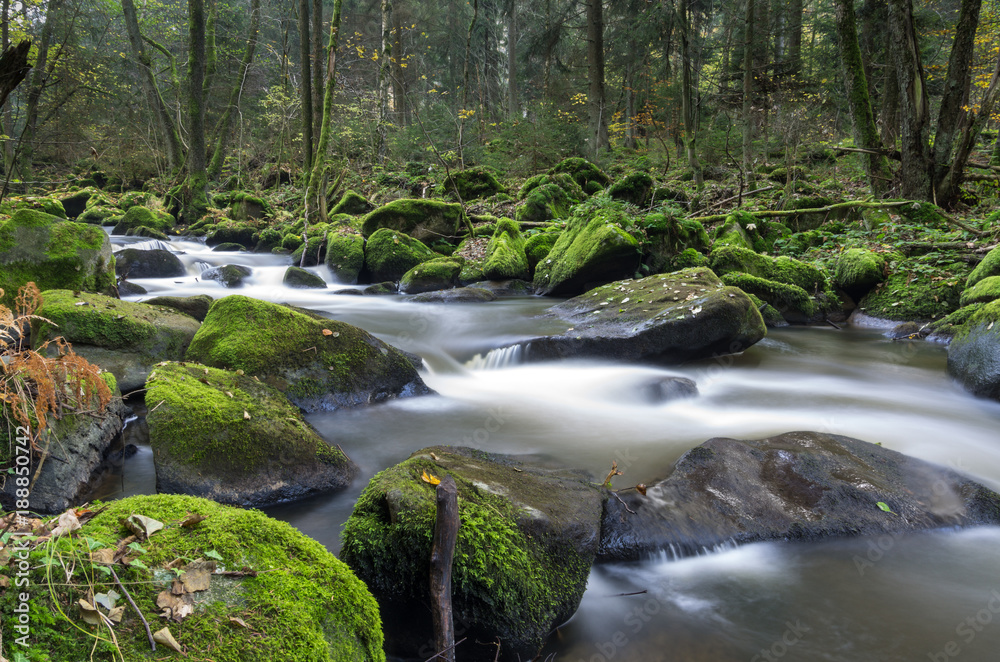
[
  {"x1": 206, "y1": 221, "x2": 257, "y2": 248},
  {"x1": 438, "y1": 166, "x2": 504, "y2": 201},
  {"x1": 967, "y1": 245, "x2": 1000, "y2": 289},
  {"x1": 532, "y1": 204, "x2": 640, "y2": 296},
  {"x1": 549, "y1": 156, "x2": 610, "y2": 194},
  {"x1": 712, "y1": 215, "x2": 754, "y2": 251},
  {"x1": 77, "y1": 205, "x2": 118, "y2": 225},
  {"x1": 147, "y1": 362, "x2": 356, "y2": 505},
  {"x1": 364, "y1": 228, "x2": 437, "y2": 282},
  {"x1": 524, "y1": 231, "x2": 559, "y2": 273},
  {"x1": 524, "y1": 268, "x2": 766, "y2": 362},
  {"x1": 114, "y1": 248, "x2": 186, "y2": 279},
  {"x1": 185, "y1": 295, "x2": 432, "y2": 411},
  {"x1": 325, "y1": 232, "x2": 365, "y2": 284},
  {"x1": 361, "y1": 198, "x2": 463, "y2": 241},
  {"x1": 228, "y1": 192, "x2": 269, "y2": 220},
  {"x1": 482, "y1": 218, "x2": 530, "y2": 280},
  {"x1": 202, "y1": 264, "x2": 252, "y2": 288},
  {"x1": 33, "y1": 290, "x2": 202, "y2": 393},
  {"x1": 834, "y1": 248, "x2": 887, "y2": 300},
  {"x1": 859, "y1": 270, "x2": 965, "y2": 322},
  {"x1": 961, "y1": 276, "x2": 1000, "y2": 307},
  {"x1": 608, "y1": 171, "x2": 653, "y2": 206},
  {"x1": 331, "y1": 189, "x2": 375, "y2": 216},
  {"x1": 112, "y1": 205, "x2": 175, "y2": 235},
  {"x1": 407, "y1": 286, "x2": 498, "y2": 303},
  {"x1": 641, "y1": 214, "x2": 710, "y2": 273},
  {"x1": 341, "y1": 446, "x2": 603, "y2": 662},
  {"x1": 59, "y1": 188, "x2": 96, "y2": 218},
  {"x1": 144, "y1": 294, "x2": 214, "y2": 321},
  {"x1": 948, "y1": 300, "x2": 1000, "y2": 401},
  {"x1": 514, "y1": 173, "x2": 586, "y2": 224},
  {"x1": 721, "y1": 272, "x2": 815, "y2": 320},
  {"x1": 125, "y1": 225, "x2": 170, "y2": 240},
  {"x1": 0, "y1": 494, "x2": 384, "y2": 661},
  {"x1": 281, "y1": 266, "x2": 326, "y2": 289},
  {"x1": 399, "y1": 257, "x2": 464, "y2": 294},
  {"x1": 0, "y1": 209, "x2": 116, "y2": 306}
]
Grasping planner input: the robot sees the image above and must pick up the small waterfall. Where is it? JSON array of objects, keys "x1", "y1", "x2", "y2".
[
  {"x1": 194, "y1": 261, "x2": 214, "y2": 273},
  {"x1": 465, "y1": 344, "x2": 523, "y2": 370},
  {"x1": 649, "y1": 538, "x2": 740, "y2": 562},
  {"x1": 129, "y1": 239, "x2": 174, "y2": 252}
]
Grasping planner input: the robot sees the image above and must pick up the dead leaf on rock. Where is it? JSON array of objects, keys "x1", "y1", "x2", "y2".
[
  {"x1": 78, "y1": 599, "x2": 102, "y2": 625},
  {"x1": 51, "y1": 510, "x2": 81, "y2": 538},
  {"x1": 180, "y1": 513, "x2": 207, "y2": 528},
  {"x1": 107, "y1": 606, "x2": 125, "y2": 623},
  {"x1": 90, "y1": 548, "x2": 115, "y2": 565},
  {"x1": 228, "y1": 616, "x2": 250, "y2": 629},
  {"x1": 124, "y1": 514, "x2": 164, "y2": 540},
  {"x1": 322, "y1": 328, "x2": 333, "y2": 336},
  {"x1": 156, "y1": 591, "x2": 194, "y2": 621},
  {"x1": 153, "y1": 626, "x2": 184, "y2": 653},
  {"x1": 179, "y1": 559, "x2": 216, "y2": 592}
]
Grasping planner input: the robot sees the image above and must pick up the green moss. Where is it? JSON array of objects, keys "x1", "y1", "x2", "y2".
[
  {"x1": 207, "y1": 221, "x2": 257, "y2": 248},
  {"x1": 281, "y1": 233, "x2": 304, "y2": 250},
  {"x1": 400, "y1": 257, "x2": 464, "y2": 293},
  {"x1": 437, "y1": 166, "x2": 504, "y2": 201},
  {"x1": 361, "y1": 198, "x2": 463, "y2": 240},
  {"x1": 0, "y1": 210, "x2": 116, "y2": 306},
  {"x1": 721, "y1": 272, "x2": 816, "y2": 318},
  {"x1": 341, "y1": 454, "x2": 592, "y2": 654},
  {"x1": 925, "y1": 303, "x2": 986, "y2": 338},
  {"x1": 671, "y1": 247, "x2": 710, "y2": 270},
  {"x1": 113, "y1": 206, "x2": 176, "y2": 235},
  {"x1": 325, "y1": 232, "x2": 365, "y2": 284},
  {"x1": 953, "y1": 299, "x2": 1000, "y2": 341},
  {"x1": 125, "y1": 225, "x2": 169, "y2": 240},
  {"x1": 283, "y1": 266, "x2": 327, "y2": 289},
  {"x1": 608, "y1": 172, "x2": 653, "y2": 206},
  {"x1": 549, "y1": 157, "x2": 610, "y2": 192},
  {"x1": 524, "y1": 231, "x2": 560, "y2": 272},
  {"x1": 118, "y1": 191, "x2": 150, "y2": 209},
  {"x1": 961, "y1": 276, "x2": 1000, "y2": 306},
  {"x1": 0, "y1": 494, "x2": 384, "y2": 662},
  {"x1": 331, "y1": 190, "x2": 374, "y2": 216},
  {"x1": 745, "y1": 292, "x2": 787, "y2": 326},
  {"x1": 859, "y1": 271, "x2": 965, "y2": 321},
  {"x1": 967, "y1": 245, "x2": 1000, "y2": 288},
  {"x1": 364, "y1": 229, "x2": 437, "y2": 282},
  {"x1": 483, "y1": 218, "x2": 529, "y2": 280},
  {"x1": 834, "y1": 248, "x2": 887, "y2": 295}
]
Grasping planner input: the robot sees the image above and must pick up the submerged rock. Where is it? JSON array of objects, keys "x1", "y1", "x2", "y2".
[
  {"x1": 147, "y1": 362, "x2": 357, "y2": 506},
  {"x1": 406, "y1": 286, "x2": 497, "y2": 303},
  {"x1": 282, "y1": 265, "x2": 327, "y2": 289},
  {"x1": 33, "y1": 290, "x2": 201, "y2": 393},
  {"x1": 599, "y1": 431, "x2": 1000, "y2": 561},
  {"x1": 201, "y1": 264, "x2": 252, "y2": 288},
  {"x1": 114, "y1": 247, "x2": 186, "y2": 279},
  {"x1": 398, "y1": 256, "x2": 463, "y2": 294},
  {"x1": 10, "y1": 494, "x2": 385, "y2": 660},
  {"x1": 947, "y1": 299, "x2": 1000, "y2": 401},
  {"x1": 524, "y1": 267, "x2": 766, "y2": 363},
  {"x1": 341, "y1": 446, "x2": 603, "y2": 662},
  {"x1": 184, "y1": 295, "x2": 432, "y2": 411}
]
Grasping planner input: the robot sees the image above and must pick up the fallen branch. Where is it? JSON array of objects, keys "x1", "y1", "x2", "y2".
[
  {"x1": 110, "y1": 566, "x2": 155, "y2": 652},
  {"x1": 686, "y1": 199, "x2": 911, "y2": 224},
  {"x1": 610, "y1": 490, "x2": 636, "y2": 515},
  {"x1": 701, "y1": 185, "x2": 775, "y2": 213}
]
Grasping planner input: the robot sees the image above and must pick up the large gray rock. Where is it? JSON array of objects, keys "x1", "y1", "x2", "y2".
[
  {"x1": 114, "y1": 248, "x2": 186, "y2": 278},
  {"x1": 1, "y1": 389, "x2": 126, "y2": 514},
  {"x1": 341, "y1": 446, "x2": 604, "y2": 662},
  {"x1": 202, "y1": 264, "x2": 252, "y2": 288},
  {"x1": 523, "y1": 267, "x2": 766, "y2": 363},
  {"x1": 33, "y1": 290, "x2": 202, "y2": 393},
  {"x1": 146, "y1": 362, "x2": 357, "y2": 506},
  {"x1": 599, "y1": 431, "x2": 1000, "y2": 561},
  {"x1": 948, "y1": 299, "x2": 1000, "y2": 401}
]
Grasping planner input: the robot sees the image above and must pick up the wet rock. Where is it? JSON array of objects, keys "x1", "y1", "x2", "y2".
[
  {"x1": 114, "y1": 247, "x2": 186, "y2": 279},
  {"x1": 947, "y1": 299, "x2": 1000, "y2": 401},
  {"x1": 202, "y1": 264, "x2": 252, "y2": 288},
  {"x1": 364, "y1": 228, "x2": 437, "y2": 282},
  {"x1": 282, "y1": 266, "x2": 327, "y2": 289},
  {"x1": 341, "y1": 446, "x2": 603, "y2": 662},
  {"x1": 143, "y1": 294, "x2": 214, "y2": 322},
  {"x1": 362, "y1": 281, "x2": 398, "y2": 295},
  {"x1": 147, "y1": 362, "x2": 357, "y2": 506},
  {"x1": 407, "y1": 287, "x2": 497, "y2": 303},
  {"x1": 640, "y1": 376, "x2": 699, "y2": 404},
  {"x1": 398, "y1": 256, "x2": 463, "y2": 294},
  {"x1": 185, "y1": 295, "x2": 432, "y2": 412},
  {"x1": 523, "y1": 267, "x2": 766, "y2": 363},
  {"x1": 468, "y1": 279, "x2": 535, "y2": 296},
  {"x1": 599, "y1": 431, "x2": 1000, "y2": 562},
  {"x1": 117, "y1": 280, "x2": 147, "y2": 296}
]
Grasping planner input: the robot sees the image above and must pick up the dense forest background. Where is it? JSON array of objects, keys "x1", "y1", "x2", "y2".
[{"x1": 0, "y1": 0, "x2": 998, "y2": 214}]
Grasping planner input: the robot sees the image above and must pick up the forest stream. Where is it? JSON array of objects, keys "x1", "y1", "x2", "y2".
[{"x1": 98, "y1": 234, "x2": 1000, "y2": 662}]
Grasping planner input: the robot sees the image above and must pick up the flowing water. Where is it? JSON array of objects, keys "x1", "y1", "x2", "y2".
[{"x1": 100, "y1": 234, "x2": 1000, "y2": 661}]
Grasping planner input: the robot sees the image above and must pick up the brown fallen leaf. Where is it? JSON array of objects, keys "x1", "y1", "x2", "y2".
[
  {"x1": 156, "y1": 591, "x2": 194, "y2": 621},
  {"x1": 90, "y1": 548, "x2": 115, "y2": 565},
  {"x1": 78, "y1": 599, "x2": 102, "y2": 625},
  {"x1": 50, "y1": 510, "x2": 82, "y2": 538},
  {"x1": 153, "y1": 626, "x2": 184, "y2": 653},
  {"x1": 322, "y1": 328, "x2": 333, "y2": 336},
  {"x1": 179, "y1": 559, "x2": 216, "y2": 593},
  {"x1": 180, "y1": 513, "x2": 207, "y2": 528},
  {"x1": 124, "y1": 514, "x2": 164, "y2": 540},
  {"x1": 108, "y1": 606, "x2": 125, "y2": 623},
  {"x1": 228, "y1": 616, "x2": 250, "y2": 629}
]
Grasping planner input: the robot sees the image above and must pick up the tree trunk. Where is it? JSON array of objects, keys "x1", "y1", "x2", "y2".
[
  {"x1": 376, "y1": 0, "x2": 391, "y2": 163},
  {"x1": 204, "y1": 0, "x2": 217, "y2": 95},
  {"x1": 888, "y1": 0, "x2": 931, "y2": 199},
  {"x1": 207, "y1": 0, "x2": 261, "y2": 179},
  {"x1": 0, "y1": 40, "x2": 30, "y2": 111},
  {"x1": 1, "y1": 0, "x2": 14, "y2": 168},
  {"x1": 299, "y1": 0, "x2": 313, "y2": 176},
  {"x1": 305, "y1": 0, "x2": 344, "y2": 221},
  {"x1": 623, "y1": 56, "x2": 637, "y2": 150},
  {"x1": 677, "y1": 0, "x2": 702, "y2": 188},
  {"x1": 312, "y1": 0, "x2": 323, "y2": 141},
  {"x1": 184, "y1": 0, "x2": 209, "y2": 221},
  {"x1": 741, "y1": 0, "x2": 755, "y2": 183},
  {"x1": 507, "y1": 0, "x2": 518, "y2": 119},
  {"x1": 785, "y1": 0, "x2": 802, "y2": 76},
  {"x1": 458, "y1": 0, "x2": 478, "y2": 167},
  {"x1": 931, "y1": 0, "x2": 982, "y2": 199},
  {"x1": 834, "y1": 0, "x2": 892, "y2": 193},
  {"x1": 20, "y1": 0, "x2": 64, "y2": 176},
  {"x1": 586, "y1": 0, "x2": 608, "y2": 156},
  {"x1": 391, "y1": 3, "x2": 408, "y2": 126}
]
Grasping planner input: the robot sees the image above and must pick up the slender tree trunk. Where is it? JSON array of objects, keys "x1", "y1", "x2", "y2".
[
  {"x1": 207, "y1": 0, "x2": 261, "y2": 179},
  {"x1": 586, "y1": 0, "x2": 608, "y2": 156},
  {"x1": 376, "y1": 0, "x2": 391, "y2": 163},
  {"x1": 1, "y1": 0, "x2": 12, "y2": 169},
  {"x1": 677, "y1": 0, "x2": 702, "y2": 188},
  {"x1": 786, "y1": 0, "x2": 802, "y2": 76},
  {"x1": 993, "y1": 129, "x2": 1000, "y2": 167},
  {"x1": 20, "y1": 0, "x2": 63, "y2": 175},
  {"x1": 834, "y1": 0, "x2": 892, "y2": 193},
  {"x1": 938, "y1": 46, "x2": 1000, "y2": 206},
  {"x1": 185, "y1": 0, "x2": 209, "y2": 221},
  {"x1": 299, "y1": 0, "x2": 313, "y2": 175},
  {"x1": 305, "y1": 0, "x2": 344, "y2": 220},
  {"x1": 623, "y1": 56, "x2": 637, "y2": 150},
  {"x1": 888, "y1": 0, "x2": 931, "y2": 199},
  {"x1": 507, "y1": 0, "x2": 518, "y2": 119},
  {"x1": 391, "y1": 3, "x2": 407, "y2": 126},
  {"x1": 312, "y1": 0, "x2": 323, "y2": 141},
  {"x1": 932, "y1": 0, "x2": 982, "y2": 199},
  {"x1": 458, "y1": 0, "x2": 478, "y2": 167},
  {"x1": 204, "y1": 0, "x2": 217, "y2": 95},
  {"x1": 741, "y1": 0, "x2": 755, "y2": 183}
]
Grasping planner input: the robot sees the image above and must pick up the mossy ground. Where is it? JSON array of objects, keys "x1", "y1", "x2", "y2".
[
  {"x1": 0, "y1": 494, "x2": 384, "y2": 662},
  {"x1": 860, "y1": 270, "x2": 966, "y2": 321},
  {"x1": 961, "y1": 276, "x2": 1000, "y2": 307}
]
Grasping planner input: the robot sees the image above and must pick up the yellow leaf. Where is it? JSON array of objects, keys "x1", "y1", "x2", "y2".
[
  {"x1": 322, "y1": 329, "x2": 333, "y2": 336},
  {"x1": 421, "y1": 470, "x2": 441, "y2": 485}
]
